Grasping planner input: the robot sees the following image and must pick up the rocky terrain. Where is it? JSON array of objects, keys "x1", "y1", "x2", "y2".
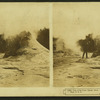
[
  {"x1": 54, "y1": 52, "x2": 100, "y2": 87},
  {"x1": 0, "y1": 38, "x2": 49, "y2": 87}
]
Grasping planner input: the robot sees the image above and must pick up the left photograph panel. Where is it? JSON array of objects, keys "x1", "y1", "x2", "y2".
[{"x1": 0, "y1": 3, "x2": 49, "y2": 87}]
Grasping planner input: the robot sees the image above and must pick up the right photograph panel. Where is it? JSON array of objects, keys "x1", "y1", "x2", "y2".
[{"x1": 53, "y1": 3, "x2": 100, "y2": 87}]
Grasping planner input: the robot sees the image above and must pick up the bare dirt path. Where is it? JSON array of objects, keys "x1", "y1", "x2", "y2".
[{"x1": 54, "y1": 55, "x2": 100, "y2": 87}]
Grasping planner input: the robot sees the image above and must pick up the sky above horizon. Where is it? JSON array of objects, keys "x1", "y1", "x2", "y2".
[
  {"x1": 53, "y1": 3, "x2": 100, "y2": 53},
  {"x1": 0, "y1": 3, "x2": 49, "y2": 38}
]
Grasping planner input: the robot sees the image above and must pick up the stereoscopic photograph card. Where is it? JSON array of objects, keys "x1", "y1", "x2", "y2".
[{"x1": 0, "y1": 2, "x2": 100, "y2": 96}]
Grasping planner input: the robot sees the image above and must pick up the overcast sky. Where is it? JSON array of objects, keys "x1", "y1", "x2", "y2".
[
  {"x1": 53, "y1": 3, "x2": 100, "y2": 53},
  {"x1": 0, "y1": 3, "x2": 49, "y2": 38}
]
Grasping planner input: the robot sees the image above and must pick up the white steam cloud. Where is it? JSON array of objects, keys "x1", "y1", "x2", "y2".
[
  {"x1": 0, "y1": 3, "x2": 49, "y2": 39},
  {"x1": 53, "y1": 3, "x2": 100, "y2": 53}
]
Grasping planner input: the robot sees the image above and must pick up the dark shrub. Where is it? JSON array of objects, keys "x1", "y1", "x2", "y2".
[
  {"x1": 3, "y1": 31, "x2": 31, "y2": 58},
  {"x1": 92, "y1": 36, "x2": 100, "y2": 57},
  {"x1": 0, "y1": 33, "x2": 6, "y2": 53},
  {"x1": 37, "y1": 28, "x2": 49, "y2": 50},
  {"x1": 53, "y1": 37, "x2": 58, "y2": 51}
]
